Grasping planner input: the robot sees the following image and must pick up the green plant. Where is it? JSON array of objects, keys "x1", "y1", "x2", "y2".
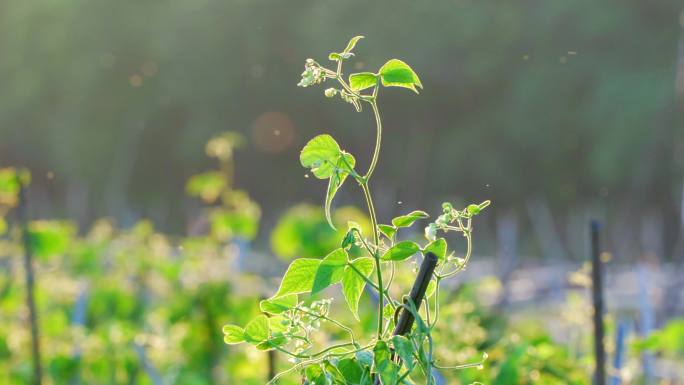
[
  {"x1": 186, "y1": 132, "x2": 261, "y2": 242},
  {"x1": 222, "y1": 36, "x2": 490, "y2": 384},
  {"x1": 0, "y1": 137, "x2": 274, "y2": 385}
]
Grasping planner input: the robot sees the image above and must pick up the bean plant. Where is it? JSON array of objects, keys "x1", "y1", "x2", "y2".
[{"x1": 223, "y1": 36, "x2": 490, "y2": 385}]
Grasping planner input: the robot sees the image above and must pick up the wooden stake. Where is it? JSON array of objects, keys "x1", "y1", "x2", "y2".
[
  {"x1": 591, "y1": 221, "x2": 606, "y2": 385},
  {"x1": 18, "y1": 182, "x2": 43, "y2": 385}
]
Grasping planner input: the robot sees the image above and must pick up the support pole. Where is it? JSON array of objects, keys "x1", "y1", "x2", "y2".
[
  {"x1": 18, "y1": 182, "x2": 43, "y2": 385},
  {"x1": 591, "y1": 221, "x2": 606, "y2": 385}
]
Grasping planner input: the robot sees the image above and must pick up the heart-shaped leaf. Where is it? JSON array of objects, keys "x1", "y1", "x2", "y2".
[
  {"x1": 274, "y1": 258, "x2": 321, "y2": 298},
  {"x1": 379, "y1": 59, "x2": 423, "y2": 93},
  {"x1": 222, "y1": 324, "x2": 245, "y2": 344},
  {"x1": 300, "y1": 134, "x2": 342, "y2": 179}
]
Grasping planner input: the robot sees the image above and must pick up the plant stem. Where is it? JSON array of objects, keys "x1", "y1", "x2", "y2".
[
  {"x1": 361, "y1": 182, "x2": 383, "y2": 338},
  {"x1": 359, "y1": 97, "x2": 385, "y2": 339},
  {"x1": 364, "y1": 101, "x2": 382, "y2": 181}
]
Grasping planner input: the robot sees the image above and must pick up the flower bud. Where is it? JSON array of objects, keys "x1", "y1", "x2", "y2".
[{"x1": 324, "y1": 88, "x2": 338, "y2": 98}]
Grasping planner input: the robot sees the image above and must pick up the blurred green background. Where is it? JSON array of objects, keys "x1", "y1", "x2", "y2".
[{"x1": 1, "y1": 0, "x2": 683, "y2": 258}]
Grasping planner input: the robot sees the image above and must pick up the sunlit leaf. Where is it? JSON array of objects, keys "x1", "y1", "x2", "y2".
[
  {"x1": 255, "y1": 334, "x2": 288, "y2": 351},
  {"x1": 324, "y1": 152, "x2": 355, "y2": 229},
  {"x1": 342, "y1": 257, "x2": 374, "y2": 319},
  {"x1": 305, "y1": 364, "x2": 326, "y2": 385},
  {"x1": 243, "y1": 315, "x2": 269, "y2": 343},
  {"x1": 378, "y1": 224, "x2": 396, "y2": 240},
  {"x1": 300, "y1": 134, "x2": 342, "y2": 179},
  {"x1": 222, "y1": 325, "x2": 245, "y2": 344},
  {"x1": 381, "y1": 240, "x2": 420, "y2": 261},
  {"x1": 424, "y1": 238, "x2": 447, "y2": 262},
  {"x1": 343, "y1": 35, "x2": 364, "y2": 53},
  {"x1": 329, "y1": 52, "x2": 354, "y2": 61},
  {"x1": 312, "y1": 248, "x2": 348, "y2": 294},
  {"x1": 274, "y1": 258, "x2": 321, "y2": 298},
  {"x1": 391, "y1": 210, "x2": 429, "y2": 228},
  {"x1": 260, "y1": 294, "x2": 298, "y2": 314},
  {"x1": 379, "y1": 59, "x2": 423, "y2": 93},
  {"x1": 349, "y1": 72, "x2": 377, "y2": 91}
]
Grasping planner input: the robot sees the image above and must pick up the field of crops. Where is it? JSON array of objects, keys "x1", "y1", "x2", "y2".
[{"x1": 1, "y1": 129, "x2": 682, "y2": 385}]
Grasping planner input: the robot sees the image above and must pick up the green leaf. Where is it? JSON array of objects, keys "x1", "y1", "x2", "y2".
[
  {"x1": 337, "y1": 358, "x2": 363, "y2": 384},
  {"x1": 324, "y1": 152, "x2": 355, "y2": 229},
  {"x1": 300, "y1": 135, "x2": 357, "y2": 229},
  {"x1": 268, "y1": 315, "x2": 289, "y2": 333},
  {"x1": 274, "y1": 258, "x2": 321, "y2": 298},
  {"x1": 391, "y1": 210, "x2": 429, "y2": 228},
  {"x1": 312, "y1": 248, "x2": 348, "y2": 294},
  {"x1": 381, "y1": 240, "x2": 420, "y2": 261},
  {"x1": 349, "y1": 72, "x2": 378, "y2": 91},
  {"x1": 356, "y1": 350, "x2": 373, "y2": 367},
  {"x1": 423, "y1": 238, "x2": 447, "y2": 262},
  {"x1": 323, "y1": 361, "x2": 347, "y2": 384},
  {"x1": 222, "y1": 325, "x2": 245, "y2": 344},
  {"x1": 305, "y1": 364, "x2": 326, "y2": 385},
  {"x1": 377, "y1": 224, "x2": 396, "y2": 240},
  {"x1": 300, "y1": 134, "x2": 342, "y2": 179},
  {"x1": 260, "y1": 294, "x2": 298, "y2": 314},
  {"x1": 392, "y1": 335, "x2": 415, "y2": 370},
  {"x1": 243, "y1": 315, "x2": 269, "y2": 343},
  {"x1": 342, "y1": 257, "x2": 374, "y2": 319},
  {"x1": 378, "y1": 59, "x2": 423, "y2": 93},
  {"x1": 374, "y1": 341, "x2": 398, "y2": 385},
  {"x1": 341, "y1": 230, "x2": 355, "y2": 249},
  {"x1": 255, "y1": 334, "x2": 287, "y2": 351},
  {"x1": 328, "y1": 52, "x2": 354, "y2": 61},
  {"x1": 343, "y1": 35, "x2": 364, "y2": 53}
]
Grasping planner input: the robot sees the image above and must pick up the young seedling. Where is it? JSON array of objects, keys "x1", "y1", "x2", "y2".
[{"x1": 223, "y1": 36, "x2": 490, "y2": 385}]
